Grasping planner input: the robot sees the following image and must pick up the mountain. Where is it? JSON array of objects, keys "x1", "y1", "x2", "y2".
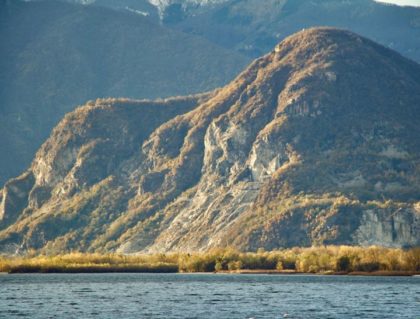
[
  {"x1": 63, "y1": 0, "x2": 228, "y2": 17},
  {"x1": 1, "y1": 28, "x2": 419, "y2": 254},
  {"x1": 167, "y1": 0, "x2": 420, "y2": 61},
  {"x1": 61, "y1": 0, "x2": 161, "y2": 20},
  {"x1": 0, "y1": 0, "x2": 248, "y2": 185},
  {"x1": 29, "y1": 0, "x2": 420, "y2": 61}
]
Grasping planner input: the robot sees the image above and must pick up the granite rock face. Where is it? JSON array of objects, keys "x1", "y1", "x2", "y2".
[{"x1": 1, "y1": 28, "x2": 419, "y2": 253}]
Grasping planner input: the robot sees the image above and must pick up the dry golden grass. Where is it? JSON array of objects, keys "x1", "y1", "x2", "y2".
[
  {"x1": 0, "y1": 246, "x2": 419, "y2": 274},
  {"x1": 0, "y1": 253, "x2": 179, "y2": 273}
]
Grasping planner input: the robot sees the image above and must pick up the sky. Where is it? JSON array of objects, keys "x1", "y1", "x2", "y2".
[{"x1": 376, "y1": 0, "x2": 420, "y2": 6}]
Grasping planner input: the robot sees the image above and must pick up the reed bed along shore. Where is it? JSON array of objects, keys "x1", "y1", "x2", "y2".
[{"x1": 0, "y1": 246, "x2": 419, "y2": 275}]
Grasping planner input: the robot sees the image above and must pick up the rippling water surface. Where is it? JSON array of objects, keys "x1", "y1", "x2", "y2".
[{"x1": 0, "y1": 273, "x2": 419, "y2": 318}]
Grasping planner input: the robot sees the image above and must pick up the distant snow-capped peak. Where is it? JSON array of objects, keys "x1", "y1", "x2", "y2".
[{"x1": 148, "y1": 0, "x2": 229, "y2": 11}]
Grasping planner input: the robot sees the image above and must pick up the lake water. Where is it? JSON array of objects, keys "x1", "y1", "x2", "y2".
[{"x1": 0, "y1": 273, "x2": 419, "y2": 318}]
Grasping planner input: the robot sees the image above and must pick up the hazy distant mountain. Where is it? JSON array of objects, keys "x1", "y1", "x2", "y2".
[
  {"x1": 0, "y1": 0, "x2": 248, "y2": 185},
  {"x1": 52, "y1": 0, "x2": 227, "y2": 22},
  {"x1": 71, "y1": 0, "x2": 420, "y2": 61},
  {"x1": 60, "y1": 0, "x2": 161, "y2": 20},
  {"x1": 41, "y1": 0, "x2": 420, "y2": 63},
  {"x1": 1, "y1": 28, "x2": 419, "y2": 254},
  {"x1": 167, "y1": 0, "x2": 420, "y2": 61},
  {"x1": 64, "y1": 0, "x2": 228, "y2": 12}
]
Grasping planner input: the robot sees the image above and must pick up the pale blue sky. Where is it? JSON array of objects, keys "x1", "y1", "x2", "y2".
[{"x1": 376, "y1": 0, "x2": 420, "y2": 6}]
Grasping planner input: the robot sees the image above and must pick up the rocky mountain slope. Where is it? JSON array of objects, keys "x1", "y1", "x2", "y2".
[
  {"x1": 0, "y1": 0, "x2": 248, "y2": 185},
  {"x1": 0, "y1": 28, "x2": 419, "y2": 254},
  {"x1": 7, "y1": 0, "x2": 420, "y2": 188}
]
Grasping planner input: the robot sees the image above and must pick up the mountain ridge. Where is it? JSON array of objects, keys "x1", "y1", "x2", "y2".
[{"x1": 1, "y1": 27, "x2": 419, "y2": 254}]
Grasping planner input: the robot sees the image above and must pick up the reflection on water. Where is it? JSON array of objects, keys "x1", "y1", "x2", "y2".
[{"x1": 0, "y1": 273, "x2": 419, "y2": 318}]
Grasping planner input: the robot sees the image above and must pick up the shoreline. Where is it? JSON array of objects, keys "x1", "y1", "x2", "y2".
[
  {"x1": 3, "y1": 269, "x2": 419, "y2": 276},
  {"x1": 216, "y1": 270, "x2": 419, "y2": 276}
]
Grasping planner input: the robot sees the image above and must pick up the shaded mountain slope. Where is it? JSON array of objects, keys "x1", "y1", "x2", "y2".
[
  {"x1": 169, "y1": 0, "x2": 420, "y2": 61},
  {"x1": 0, "y1": 0, "x2": 248, "y2": 185},
  {"x1": 0, "y1": 28, "x2": 419, "y2": 254}
]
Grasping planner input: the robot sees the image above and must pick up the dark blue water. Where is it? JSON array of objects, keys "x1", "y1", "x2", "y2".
[{"x1": 0, "y1": 273, "x2": 419, "y2": 318}]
